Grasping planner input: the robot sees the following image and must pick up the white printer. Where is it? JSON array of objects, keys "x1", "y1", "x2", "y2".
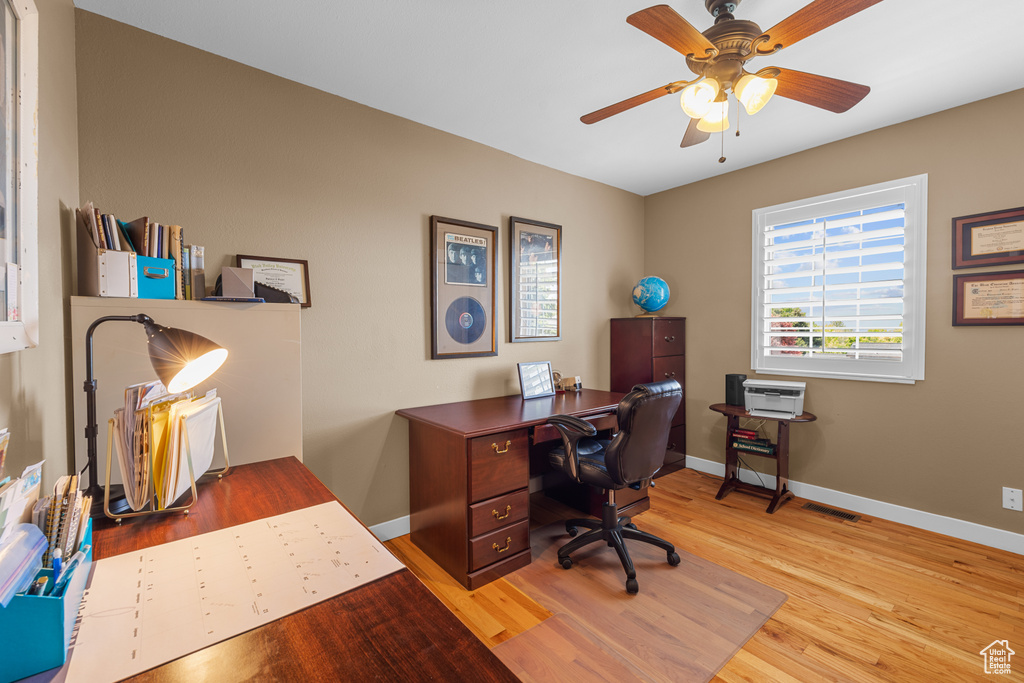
[{"x1": 743, "y1": 379, "x2": 806, "y2": 419}]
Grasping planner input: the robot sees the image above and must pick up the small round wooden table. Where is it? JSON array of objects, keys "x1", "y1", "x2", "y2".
[{"x1": 709, "y1": 403, "x2": 817, "y2": 513}]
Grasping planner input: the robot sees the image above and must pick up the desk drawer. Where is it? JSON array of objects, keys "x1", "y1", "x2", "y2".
[
  {"x1": 469, "y1": 520, "x2": 530, "y2": 572},
  {"x1": 469, "y1": 489, "x2": 529, "y2": 537},
  {"x1": 469, "y1": 429, "x2": 529, "y2": 503},
  {"x1": 532, "y1": 412, "x2": 617, "y2": 445}
]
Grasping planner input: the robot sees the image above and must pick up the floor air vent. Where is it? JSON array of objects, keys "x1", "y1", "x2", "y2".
[{"x1": 802, "y1": 502, "x2": 860, "y2": 522}]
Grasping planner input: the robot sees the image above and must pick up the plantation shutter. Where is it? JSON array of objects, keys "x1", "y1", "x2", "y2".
[{"x1": 751, "y1": 176, "x2": 927, "y2": 383}]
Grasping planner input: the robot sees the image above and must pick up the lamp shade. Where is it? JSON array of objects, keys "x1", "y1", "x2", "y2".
[
  {"x1": 696, "y1": 98, "x2": 730, "y2": 133},
  {"x1": 734, "y1": 73, "x2": 777, "y2": 115},
  {"x1": 143, "y1": 321, "x2": 228, "y2": 393},
  {"x1": 680, "y1": 78, "x2": 720, "y2": 119}
]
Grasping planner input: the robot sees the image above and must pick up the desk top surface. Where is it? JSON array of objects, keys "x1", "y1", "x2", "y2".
[
  {"x1": 92, "y1": 457, "x2": 517, "y2": 682},
  {"x1": 397, "y1": 388, "x2": 624, "y2": 438}
]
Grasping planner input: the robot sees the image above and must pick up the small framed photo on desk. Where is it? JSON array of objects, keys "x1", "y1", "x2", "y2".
[{"x1": 518, "y1": 361, "x2": 555, "y2": 399}]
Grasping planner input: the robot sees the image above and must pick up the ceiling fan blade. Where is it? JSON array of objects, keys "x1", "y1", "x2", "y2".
[
  {"x1": 771, "y1": 68, "x2": 870, "y2": 113},
  {"x1": 755, "y1": 0, "x2": 884, "y2": 55},
  {"x1": 581, "y1": 80, "x2": 690, "y2": 124},
  {"x1": 627, "y1": 5, "x2": 717, "y2": 59},
  {"x1": 680, "y1": 118, "x2": 710, "y2": 148}
]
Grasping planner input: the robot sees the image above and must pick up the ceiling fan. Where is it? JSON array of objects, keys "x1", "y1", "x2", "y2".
[{"x1": 582, "y1": 0, "x2": 883, "y2": 149}]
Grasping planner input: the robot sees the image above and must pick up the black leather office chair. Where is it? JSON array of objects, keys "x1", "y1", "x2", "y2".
[{"x1": 547, "y1": 380, "x2": 682, "y2": 594}]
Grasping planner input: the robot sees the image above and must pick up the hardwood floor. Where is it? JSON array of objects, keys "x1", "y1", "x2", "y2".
[{"x1": 385, "y1": 468, "x2": 1024, "y2": 681}]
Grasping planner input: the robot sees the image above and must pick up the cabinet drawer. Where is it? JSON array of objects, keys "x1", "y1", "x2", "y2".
[
  {"x1": 470, "y1": 520, "x2": 530, "y2": 572},
  {"x1": 653, "y1": 318, "x2": 685, "y2": 357},
  {"x1": 469, "y1": 429, "x2": 529, "y2": 503},
  {"x1": 469, "y1": 489, "x2": 529, "y2": 537}
]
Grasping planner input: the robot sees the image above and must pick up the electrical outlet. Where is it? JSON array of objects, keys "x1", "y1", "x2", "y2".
[{"x1": 1003, "y1": 487, "x2": 1023, "y2": 511}]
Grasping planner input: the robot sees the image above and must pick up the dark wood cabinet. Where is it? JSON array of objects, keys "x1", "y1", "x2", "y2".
[{"x1": 611, "y1": 317, "x2": 686, "y2": 469}]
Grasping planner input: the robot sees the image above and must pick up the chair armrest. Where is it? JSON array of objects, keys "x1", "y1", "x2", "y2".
[
  {"x1": 546, "y1": 415, "x2": 598, "y2": 481},
  {"x1": 546, "y1": 414, "x2": 597, "y2": 436}
]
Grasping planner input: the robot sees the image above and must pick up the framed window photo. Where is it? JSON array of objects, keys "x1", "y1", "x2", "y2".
[
  {"x1": 953, "y1": 270, "x2": 1024, "y2": 326},
  {"x1": 952, "y1": 206, "x2": 1024, "y2": 269},
  {"x1": 518, "y1": 361, "x2": 555, "y2": 399},
  {"x1": 430, "y1": 216, "x2": 497, "y2": 359},
  {"x1": 236, "y1": 255, "x2": 311, "y2": 307},
  {"x1": 510, "y1": 217, "x2": 561, "y2": 343}
]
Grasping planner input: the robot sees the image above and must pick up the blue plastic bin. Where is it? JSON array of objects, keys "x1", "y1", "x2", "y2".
[
  {"x1": 0, "y1": 519, "x2": 93, "y2": 683},
  {"x1": 137, "y1": 256, "x2": 176, "y2": 299}
]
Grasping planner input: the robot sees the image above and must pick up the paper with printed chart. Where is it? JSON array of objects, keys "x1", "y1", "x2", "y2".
[{"x1": 61, "y1": 502, "x2": 404, "y2": 683}]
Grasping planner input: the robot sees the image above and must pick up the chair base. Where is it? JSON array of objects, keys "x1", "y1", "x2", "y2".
[{"x1": 557, "y1": 499, "x2": 680, "y2": 594}]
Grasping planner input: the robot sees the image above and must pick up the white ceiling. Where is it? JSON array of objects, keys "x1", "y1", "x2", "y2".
[{"x1": 74, "y1": 0, "x2": 1024, "y2": 196}]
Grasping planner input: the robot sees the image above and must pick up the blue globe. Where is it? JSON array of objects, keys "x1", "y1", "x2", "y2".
[{"x1": 632, "y1": 276, "x2": 670, "y2": 315}]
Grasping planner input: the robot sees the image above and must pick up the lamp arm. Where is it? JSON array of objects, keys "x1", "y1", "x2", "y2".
[{"x1": 82, "y1": 314, "x2": 155, "y2": 499}]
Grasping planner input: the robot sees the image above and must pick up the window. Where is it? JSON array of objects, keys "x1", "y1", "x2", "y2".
[
  {"x1": 0, "y1": 0, "x2": 38, "y2": 353},
  {"x1": 751, "y1": 174, "x2": 927, "y2": 383}
]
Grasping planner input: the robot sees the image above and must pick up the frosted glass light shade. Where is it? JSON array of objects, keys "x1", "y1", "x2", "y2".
[
  {"x1": 735, "y1": 74, "x2": 778, "y2": 115},
  {"x1": 680, "y1": 79, "x2": 720, "y2": 119},
  {"x1": 696, "y1": 99, "x2": 730, "y2": 132}
]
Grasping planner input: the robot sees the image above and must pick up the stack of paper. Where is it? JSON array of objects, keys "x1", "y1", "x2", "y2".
[{"x1": 112, "y1": 386, "x2": 221, "y2": 511}]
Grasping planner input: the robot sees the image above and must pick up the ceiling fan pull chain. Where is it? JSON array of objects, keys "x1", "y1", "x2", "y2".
[
  {"x1": 736, "y1": 95, "x2": 741, "y2": 138},
  {"x1": 719, "y1": 96, "x2": 728, "y2": 163}
]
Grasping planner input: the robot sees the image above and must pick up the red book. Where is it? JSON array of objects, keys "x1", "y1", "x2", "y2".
[{"x1": 732, "y1": 428, "x2": 760, "y2": 439}]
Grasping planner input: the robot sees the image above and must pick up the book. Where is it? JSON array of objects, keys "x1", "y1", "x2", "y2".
[
  {"x1": 162, "y1": 224, "x2": 171, "y2": 259},
  {"x1": 731, "y1": 440, "x2": 775, "y2": 455},
  {"x1": 169, "y1": 225, "x2": 184, "y2": 299},
  {"x1": 732, "y1": 428, "x2": 760, "y2": 439},
  {"x1": 116, "y1": 219, "x2": 138, "y2": 253},
  {"x1": 191, "y1": 245, "x2": 205, "y2": 298},
  {"x1": 102, "y1": 214, "x2": 122, "y2": 251},
  {"x1": 123, "y1": 216, "x2": 149, "y2": 257},
  {"x1": 182, "y1": 245, "x2": 192, "y2": 300}
]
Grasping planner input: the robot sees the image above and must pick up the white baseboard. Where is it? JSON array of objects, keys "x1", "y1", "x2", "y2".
[
  {"x1": 370, "y1": 515, "x2": 410, "y2": 543},
  {"x1": 684, "y1": 455, "x2": 1024, "y2": 556}
]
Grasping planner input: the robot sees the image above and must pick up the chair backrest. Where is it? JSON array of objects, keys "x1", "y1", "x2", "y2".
[{"x1": 604, "y1": 380, "x2": 682, "y2": 486}]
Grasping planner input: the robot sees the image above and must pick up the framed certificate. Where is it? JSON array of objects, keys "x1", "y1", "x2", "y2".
[
  {"x1": 951, "y1": 206, "x2": 1024, "y2": 269},
  {"x1": 236, "y1": 255, "x2": 311, "y2": 307},
  {"x1": 953, "y1": 270, "x2": 1024, "y2": 326}
]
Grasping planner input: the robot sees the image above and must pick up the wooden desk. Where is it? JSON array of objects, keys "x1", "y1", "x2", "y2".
[
  {"x1": 397, "y1": 390, "x2": 625, "y2": 589},
  {"x1": 91, "y1": 457, "x2": 517, "y2": 682},
  {"x1": 709, "y1": 403, "x2": 817, "y2": 514}
]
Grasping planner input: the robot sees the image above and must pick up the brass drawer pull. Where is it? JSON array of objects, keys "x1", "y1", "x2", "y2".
[
  {"x1": 667, "y1": 443, "x2": 676, "y2": 451},
  {"x1": 492, "y1": 537, "x2": 512, "y2": 553},
  {"x1": 492, "y1": 505, "x2": 512, "y2": 521},
  {"x1": 664, "y1": 335, "x2": 675, "y2": 342},
  {"x1": 664, "y1": 371, "x2": 676, "y2": 378},
  {"x1": 492, "y1": 440, "x2": 512, "y2": 454}
]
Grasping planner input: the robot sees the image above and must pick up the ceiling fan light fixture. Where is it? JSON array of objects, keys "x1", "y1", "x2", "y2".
[
  {"x1": 680, "y1": 78, "x2": 720, "y2": 119},
  {"x1": 696, "y1": 98, "x2": 729, "y2": 133},
  {"x1": 734, "y1": 73, "x2": 778, "y2": 115}
]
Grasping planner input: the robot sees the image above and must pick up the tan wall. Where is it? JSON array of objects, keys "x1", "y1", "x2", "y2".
[
  {"x1": 646, "y1": 89, "x2": 1024, "y2": 532},
  {"x1": 73, "y1": 11, "x2": 645, "y2": 525},
  {"x1": 0, "y1": 0, "x2": 78, "y2": 487}
]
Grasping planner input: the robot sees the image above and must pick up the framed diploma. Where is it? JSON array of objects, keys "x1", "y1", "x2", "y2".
[
  {"x1": 236, "y1": 255, "x2": 311, "y2": 307},
  {"x1": 953, "y1": 270, "x2": 1024, "y2": 326},
  {"x1": 952, "y1": 206, "x2": 1024, "y2": 269}
]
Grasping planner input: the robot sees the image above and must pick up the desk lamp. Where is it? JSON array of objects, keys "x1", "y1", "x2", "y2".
[{"x1": 82, "y1": 314, "x2": 228, "y2": 518}]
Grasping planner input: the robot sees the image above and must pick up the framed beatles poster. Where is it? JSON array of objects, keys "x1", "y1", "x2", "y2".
[{"x1": 430, "y1": 216, "x2": 497, "y2": 359}]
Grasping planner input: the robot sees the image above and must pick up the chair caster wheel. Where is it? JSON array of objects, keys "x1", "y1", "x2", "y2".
[
  {"x1": 667, "y1": 552, "x2": 681, "y2": 566},
  {"x1": 560, "y1": 557, "x2": 573, "y2": 569},
  {"x1": 566, "y1": 526, "x2": 578, "y2": 537},
  {"x1": 626, "y1": 578, "x2": 639, "y2": 594}
]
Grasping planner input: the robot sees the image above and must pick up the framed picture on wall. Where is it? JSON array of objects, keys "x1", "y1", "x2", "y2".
[
  {"x1": 952, "y1": 270, "x2": 1024, "y2": 326},
  {"x1": 430, "y1": 216, "x2": 497, "y2": 359},
  {"x1": 951, "y1": 206, "x2": 1024, "y2": 269},
  {"x1": 509, "y1": 217, "x2": 561, "y2": 343}
]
